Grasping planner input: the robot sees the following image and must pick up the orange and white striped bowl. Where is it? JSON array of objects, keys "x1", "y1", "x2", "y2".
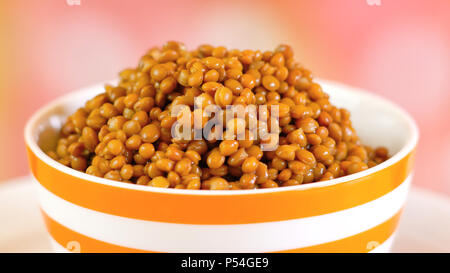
[{"x1": 25, "y1": 80, "x2": 418, "y2": 253}]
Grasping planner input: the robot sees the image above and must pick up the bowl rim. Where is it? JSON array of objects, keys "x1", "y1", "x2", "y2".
[{"x1": 25, "y1": 79, "x2": 419, "y2": 196}]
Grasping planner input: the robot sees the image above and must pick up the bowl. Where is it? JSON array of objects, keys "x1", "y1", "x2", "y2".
[{"x1": 25, "y1": 80, "x2": 418, "y2": 253}]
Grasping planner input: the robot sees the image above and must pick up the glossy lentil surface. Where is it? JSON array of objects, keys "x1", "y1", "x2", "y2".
[{"x1": 48, "y1": 42, "x2": 389, "y2": 190}]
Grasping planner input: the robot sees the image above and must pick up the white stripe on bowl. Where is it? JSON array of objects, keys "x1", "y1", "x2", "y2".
[
  {"x1": 49, "y1": 232, "x2": 398, "y2": 253},
  {"x1": 36, "y1": 175, "x2": 410, "y2": 253}
]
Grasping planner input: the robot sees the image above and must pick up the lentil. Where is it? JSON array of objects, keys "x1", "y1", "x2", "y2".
[{"x1": 50, "y1": 42, "x2": 389, "y2": 189}]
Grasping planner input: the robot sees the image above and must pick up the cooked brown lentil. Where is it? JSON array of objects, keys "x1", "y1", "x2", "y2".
[{"x1": 48, "y1": 42, "x2": 389, "y2": 190}]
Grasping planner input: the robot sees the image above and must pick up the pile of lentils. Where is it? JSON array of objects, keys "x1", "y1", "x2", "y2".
[{"x1": 47, "y1": 42, "x2": 389, "y2": 190}]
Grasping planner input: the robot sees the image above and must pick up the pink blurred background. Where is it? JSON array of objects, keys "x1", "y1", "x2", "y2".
[{"x1": 0, "y1": 0, "x2": 448, "y2": 194}]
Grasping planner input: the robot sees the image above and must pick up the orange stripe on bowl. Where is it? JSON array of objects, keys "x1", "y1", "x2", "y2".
[
  {"x1": 42, "y1": 209, "x2": 402, "y2": 253},
  {"x1": 28, "y1": 147, "x2": 415, "y2": 225}
]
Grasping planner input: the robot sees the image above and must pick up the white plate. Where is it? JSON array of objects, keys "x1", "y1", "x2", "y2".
[{"x1": 0, "y1": 176, "x2": 449, "y2": 253}]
